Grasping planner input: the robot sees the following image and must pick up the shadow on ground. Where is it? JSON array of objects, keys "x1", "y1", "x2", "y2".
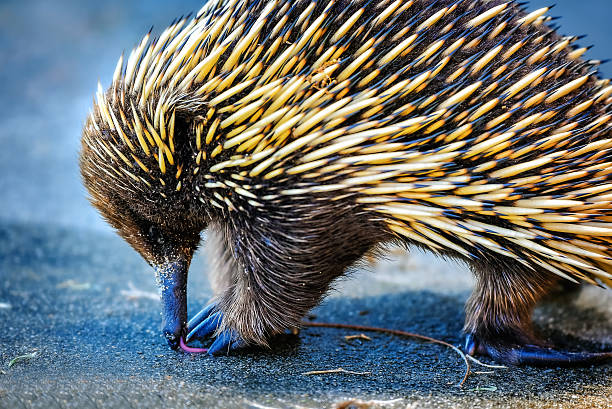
[{"x1": 0, "y1": 222, "x2": 610, "y2": 409}]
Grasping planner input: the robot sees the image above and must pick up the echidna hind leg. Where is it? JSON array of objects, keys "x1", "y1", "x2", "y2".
[{"x1": 464, "y1": 262, "x2": 612, "y2": 366}]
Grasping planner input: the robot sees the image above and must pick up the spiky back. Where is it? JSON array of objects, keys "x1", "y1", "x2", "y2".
[{"x1": 81, "y1": 0, "x2": 612, "y2": 287}]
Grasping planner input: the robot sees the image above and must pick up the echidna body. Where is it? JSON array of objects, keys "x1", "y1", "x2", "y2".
[{"x1": 81, "y1": 0, "x2": 612, "y2": 364}]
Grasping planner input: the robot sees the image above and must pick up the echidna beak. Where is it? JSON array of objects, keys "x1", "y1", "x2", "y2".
[{"x1": 155, "y1": 259, "x2": 189, "y2": 350}]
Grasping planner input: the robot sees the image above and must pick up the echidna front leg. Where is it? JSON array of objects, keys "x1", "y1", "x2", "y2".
[
  {"x1": 185, "y1": 208, "x2": 380, "y2": 355},
  {"x1": 465, "y1": 261, "x2": 612, "y2": 366}
]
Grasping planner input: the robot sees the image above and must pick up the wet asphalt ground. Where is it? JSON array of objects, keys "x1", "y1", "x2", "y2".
[
  {"x1": 0, "y1": 1, "x2": 611, "y2": 408},
  {"x1": 0, "y1": 222, "x2": 610, "y2": 408}
]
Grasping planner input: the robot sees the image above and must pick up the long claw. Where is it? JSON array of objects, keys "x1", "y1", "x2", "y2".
[
  {"x1": 230, "y1": 338, "x2": 245, "y2": 350},
  {"x1": 464, "y1": 333, "x2": 612, "y2": 366},
  {"x1": 184, "y1": 302, "x2": 247, "y2": 356},
  {"x1": 208, "y1": 331, "x2": 237, "y2": 355},
  {"x1": 186, "y1": 304, "x2": 217, "y2": 333},
  {"x1": 185, "y1": 311, "x2": 223, "y2": 342},
  {"x1": 505, "y1": 345, "x2": 612, "y2": 367},
  {"x1": 464, "y1": 333, "x2": 479, "y2": 356}
]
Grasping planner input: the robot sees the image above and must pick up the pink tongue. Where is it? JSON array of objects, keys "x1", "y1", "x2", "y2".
[{"x1": 179, "y1": 337, "x2": 208, "y2": 354}]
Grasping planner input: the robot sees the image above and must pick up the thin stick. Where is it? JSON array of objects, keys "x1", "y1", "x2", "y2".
[
  {"x1": 344, "y1": 334, "x2": 372, "y2": 341},
  {"x1": 302, "y1": 321, "x2": 471, "y2": 387},
  {"x1": 302, "y1": 368, "x2": 371, "y2": 376},
  {"x1": 466, "y1": 354, "x2": 507, "y2": 369}
]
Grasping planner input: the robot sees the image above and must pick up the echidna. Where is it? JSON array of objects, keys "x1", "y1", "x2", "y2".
[{"x1": 80, "y1": 0, "x2": 612, "y2": 365}]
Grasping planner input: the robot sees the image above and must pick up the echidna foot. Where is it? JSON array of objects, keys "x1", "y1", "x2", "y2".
[
  {"x1": 184, "y1": 303, "x2": 244, "y2": 355},
  {"x1": 464, "y1": 333, "x2": 612, "y2": 366}
]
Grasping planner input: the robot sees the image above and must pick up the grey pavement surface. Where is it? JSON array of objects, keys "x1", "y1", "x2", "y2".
[
  {"x1": 0, "y1": 222, "x2": 611, "y2": 409},
  {"x1": 0, "y1": 1, "x2": 611, "y2": 408}
]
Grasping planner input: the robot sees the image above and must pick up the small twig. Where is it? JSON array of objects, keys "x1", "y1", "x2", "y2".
[
  {"x1": 334, "y1": 398, "x2": 405, "y2": 409},
  {"x1": 466, "y1": 354, "x2": 508, "y2": 369},
  {"x1": 244, "y1": 400, "x2": 282, "y2": 409},
  {"x1": 8, "y1": 351, "x2": 39, "y2": 368},
  {"x1": 302, "y1": 367, "x2": 371, "y2": 376},
  {"x1": 57, "y1": 280, "x2": 91, "y2": 290},
  {"x1": 303, "y1": 321, "x2": 470, "y2": 387},
  {"x1": 120, "y1": 282, "x2": 159, "y2": 301},
  {"x1": 244, "y1": 399, "x2": 317, "y2": 409},
  {"x1": 344, "y1": 333, "x2": 372, "y2": 342},
  {"x1": 366, "y1": 398, "x2": 403, "y2": 405}
]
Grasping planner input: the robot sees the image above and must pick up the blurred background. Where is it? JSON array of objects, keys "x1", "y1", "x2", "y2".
[{"x1": 0, "y1": 0, "x2": 611, "y2": 232}]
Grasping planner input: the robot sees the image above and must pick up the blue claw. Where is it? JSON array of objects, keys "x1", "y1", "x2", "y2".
[
  {"x1": 464, "y1": 333, "x2": 612, "y2": 366},
  {"x1": 208, "y1": 330, "x2": 243, "y2": 355},
  {"x1": 184, "y1": 303, "x2": 247, "y2": 355},
  {"x1": 464, "y1": 333, "x2": 478, "y2": 356},
  {"x1": 186, "y1": 311, "x2": 223, "y2": 342},
  {"x1": 230, "y1": 338, "x2": 245, "y2": 350},
  {"x1": 186, "y1": 304, "x2": 217, "y2": 333}
]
